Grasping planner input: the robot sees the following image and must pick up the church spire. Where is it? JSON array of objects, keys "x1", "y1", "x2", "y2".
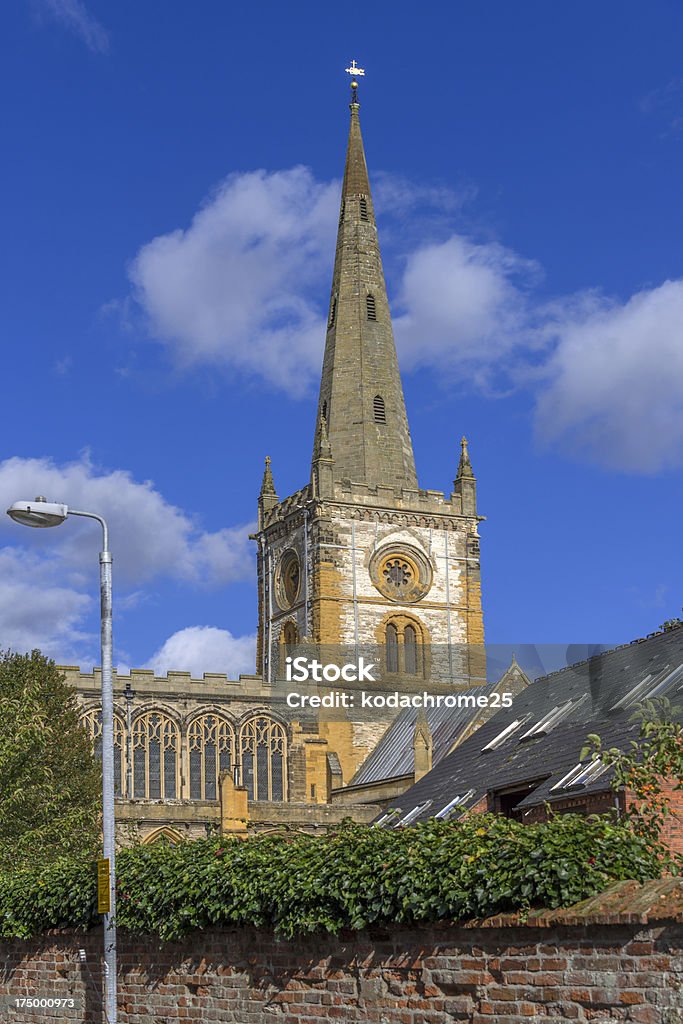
[{"x1": 312, "y1": 69, "x2": 418, "y2": 490}]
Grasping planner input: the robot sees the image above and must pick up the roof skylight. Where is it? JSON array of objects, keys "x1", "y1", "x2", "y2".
[
  {"x1": 481, "y1": 717, "x2": 530, "y2": 751},
  {"x1": 396, "y1": 800, "x2": 432, "y2": 827},
  {"x1": 519, "y1": 698, "x2": 583, "y2": 741},
  {"x1": 611, "y1": 664, "x2": 683, "y2": 711},
  {"x1": 374, "y1": 808, "x2": 401, "y2": 828},
  {"x1": 435, "y1": 789, "x2": 475, "y2": 820},
  {"x1": 550, "y1": 758, "x2": 609, "y2": 791}
]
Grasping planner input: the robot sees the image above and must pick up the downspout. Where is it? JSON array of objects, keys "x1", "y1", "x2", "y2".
[
  {"x1": 259, "y1": 535, "x2": 268, "y2": 682},
  {"x1": 303, "y1": 508, "x2": 310, "y2": 639},
  {"x1": 444, "y1": 530, "x2": 454, "y2": 680},
  {"x1": 351, "y1": 519, "x2": 360, "y2": 658}
]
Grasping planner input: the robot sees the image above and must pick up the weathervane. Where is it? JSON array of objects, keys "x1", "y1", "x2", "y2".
[{"x1": 345, "y1": 59, "x2": 365, "y2": 102}]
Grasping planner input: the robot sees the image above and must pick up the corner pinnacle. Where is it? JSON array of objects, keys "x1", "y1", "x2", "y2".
[
  {"x1": 260, "y1": 455, "x2": 276, "y2": 496},
  {"x1": 456, "y1": 435, "x2": 475, "y2": 479}
]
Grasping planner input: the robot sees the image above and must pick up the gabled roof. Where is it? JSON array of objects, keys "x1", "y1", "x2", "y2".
[
  {"x1": 378, "y1": 624, "x2": 683, "y2": 825},
  {"x1": 351, "y1": 659, "x2": 531, "y2": 787}
]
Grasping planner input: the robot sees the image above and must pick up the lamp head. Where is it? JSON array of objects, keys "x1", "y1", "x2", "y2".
[{"x1": 7, "y1": 497, "x2": 69, "y2": 528}]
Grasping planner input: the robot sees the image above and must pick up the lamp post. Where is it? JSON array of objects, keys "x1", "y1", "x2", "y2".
[{"x1": 7, "y1": 496, "x2": 117, "y2": 1024}]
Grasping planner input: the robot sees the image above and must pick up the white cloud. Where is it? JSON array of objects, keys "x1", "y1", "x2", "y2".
[
  {"x1": 0, "y1": 547, "x2": 92, "y2": 662},
  {"x1": 35, "y1": 0, "x2": 109, "y2": 53},
  {"x1": 536, "y1": 280, "x2": 683, "y2": 472},
  {"x1": 125, "y1": 163, "x2": 683, "y2": 471},
  {"x1": 393, "y1": 235, "x2": 542, "y2": 387},
  {"x1": 0, "y1": 454, "x2": 255, "y2": 664},
  {"x1": 144, "y1": 626, "x2": 256, "y2": 678},
  {"x1": 0, "y1": 453, "x2": 254, "y2": 586},
  {"x1": 130, "y1": 167, "x2": 339, "y2": 396}
]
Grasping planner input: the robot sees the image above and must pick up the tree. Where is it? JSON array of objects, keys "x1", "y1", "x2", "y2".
[
  {"x1": 582, "y1": 697, "x2": 683, "y2": 871},
  {"x1": 659, "y1": 609, "x2": 682, "y2": 632},
  {"x1": 0, "y1": 649, "x2": 101, "y2": 871}
]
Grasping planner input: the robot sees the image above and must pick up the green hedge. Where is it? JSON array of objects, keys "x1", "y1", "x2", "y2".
[{"x1": 0, "y1": 814, "x2": 663, "y2": 941}]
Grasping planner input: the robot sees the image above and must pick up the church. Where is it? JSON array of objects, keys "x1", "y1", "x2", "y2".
[{"x1": 65, "y1": 75, "x2": 506, "y2": 842}]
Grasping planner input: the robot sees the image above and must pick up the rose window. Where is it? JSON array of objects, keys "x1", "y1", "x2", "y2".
[{"x1": 383, "y1": 559, "x2": 413, "y2": 592}]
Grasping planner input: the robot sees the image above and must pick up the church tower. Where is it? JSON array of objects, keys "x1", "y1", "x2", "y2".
[{"x1": 254, "y1": 76, "x2": 485, "y2": 717}]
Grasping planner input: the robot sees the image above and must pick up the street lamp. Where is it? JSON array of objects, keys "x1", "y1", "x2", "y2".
[{"x1": 7, "y1": 496, "x2": 117, "y2": 1024}]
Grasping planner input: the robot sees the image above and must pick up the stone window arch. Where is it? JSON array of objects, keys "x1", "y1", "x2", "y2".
[
  {"x1": 404, "y1": 623, "x2": 418, "y2": 675},
  {"x1": 80, "y1": 708, "x2": 125, "y2": 796},
  {"x1": 131, "y1": 710, "x2": 179, "y2": 799},
  {"x1": 188, "y1": 714, "x2": 235, "y2": 800},
  {"x1": 386, "y1": 621, "x2": 399, "y2": 673},
  {"x1": 142, "y1": 826, "x2": 184, "y2": 846},
  {"x1": 281, "y1": 621, "x2": 298, "y2": 647},
  {"x1": 380, "y1": 615, "x2": 428, "y2": 678},
  {"x1": 239, "y1": 715, "x2": 287, "y2": 802}
]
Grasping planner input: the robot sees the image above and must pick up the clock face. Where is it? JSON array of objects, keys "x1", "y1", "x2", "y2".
[
  {"x1": 283, "y1": 555, "x2": 300, "y2": 605},
  {"x1": 277, "y1": 549, "x2": 301, "y2": 609}
]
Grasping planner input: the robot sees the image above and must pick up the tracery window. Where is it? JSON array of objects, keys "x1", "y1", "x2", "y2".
[
  {"x1": 404, "y1": 624, "x2": 418, "y2": 675},
  {"x1": 239, "y1": 716, "x2": 287, "y2": 802},
  {"x1": 80, "y1": 709, "x2": 125, "y2": 796},
  {"x1": 386, "y1": 622, "x2": 399, "y2": 674},
  {"x1": 188, "y1": 714, "x2": 235, "y2": 800},
  {"x1": 132, "y1": 711, "x2": 179, "y2": 799},
  {"x1": 383, "y1": 618, "x2": 425, "y2": 677}
]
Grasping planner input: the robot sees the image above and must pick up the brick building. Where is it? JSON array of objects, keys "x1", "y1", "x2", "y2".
[{"x1": 377, "y1": 624, "x2": 683, "y2": 851}]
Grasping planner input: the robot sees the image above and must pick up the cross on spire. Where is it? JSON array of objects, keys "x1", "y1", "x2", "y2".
[{"x1": 345, "y1": 59, "x2": 365, "y2": 104}]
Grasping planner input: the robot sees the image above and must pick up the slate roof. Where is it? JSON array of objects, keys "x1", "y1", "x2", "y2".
[
  {"x1": 377, "y1": 625, "x2": 683, "y2": 825},
  {"x1": 350, "y1": 683, "x2": 496, "y2": 786}
]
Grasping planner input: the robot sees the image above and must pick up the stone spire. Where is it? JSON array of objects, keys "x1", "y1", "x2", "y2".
[
  {"x1": 311, "y1": 411, "x2": 334, "y2": 498},
  {"x1": 312, "y1": 91, "x2": 418, "y2": 490},
  {"x1": 453, "y1": 436, "x2": 477, "y2": 516},
  {"x1": 257, "y1": 456, "x2": 278, "y2": 528},
  {"x1": 456, "y1": 436, "x2": 474, "y2": 479}
]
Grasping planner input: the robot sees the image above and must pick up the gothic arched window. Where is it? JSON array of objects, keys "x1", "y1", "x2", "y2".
[
  {"x1": 81, "y1": 709, "x2": 125, "y2": 796},
  {"x1": 386, "y1": 622, "x2": 399, "y2": 674},
  {"x1": 404, "y1": 624, "x2": 418, "y2": 675},
  {"x1": 132, "y1": 711, "x2": 179, "y2": 799},
  {"x1": 383, "y1": 618, "x2": 426, "y2": 677},
  {"x1": 188, "y1": 714, "x2": 235, "y2": 800},
  {"x1": 239, "y1": 716, "x2": 287, "y2": 802},
  {"x1": 373, "y1": 395, "x2": 386, "y2": 424},
  {"x1": 366, "y1": 293, "x2": 377, "y2": 320}
]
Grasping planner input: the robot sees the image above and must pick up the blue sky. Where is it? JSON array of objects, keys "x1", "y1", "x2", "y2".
[{"x1": 1, "y1": 1, "x2": 682, "y2": 676}]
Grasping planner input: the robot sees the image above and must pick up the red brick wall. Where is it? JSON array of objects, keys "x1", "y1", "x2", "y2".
[
  {"x1": 626, "y1": 778, "x2": 683, "y2": 855},
  {"x1": 2, "y1": 891, "x2": 682, "y2": 1023}
]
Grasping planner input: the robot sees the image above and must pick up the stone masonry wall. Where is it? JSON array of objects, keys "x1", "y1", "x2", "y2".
[{"x1": 2, "y1": 880, "x2": 682, "y2": 1023}]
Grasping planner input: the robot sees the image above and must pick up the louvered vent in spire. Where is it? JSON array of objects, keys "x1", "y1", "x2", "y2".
[
  {"x1": 366, "y1": 293, "x2": 377, "y2": 320},
  {"x1": 373, "y1": 395, "x2": 386, "y2": 423}
]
